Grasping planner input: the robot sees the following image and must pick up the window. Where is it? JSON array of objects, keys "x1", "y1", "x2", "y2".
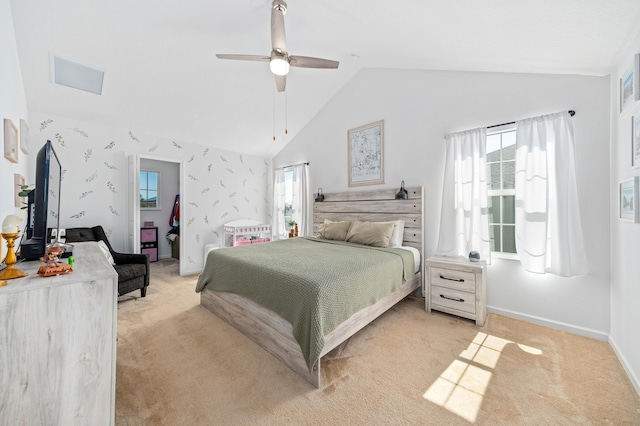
[
  {"x1": 486, "y1": 128, "x2": 516, "y2": 256},
  {"x1": 140, "y1": 171, "x2": 159, "y2": 209},
  {"x1": 283, "y1": 168, "x2": 294, "y2": 230}
]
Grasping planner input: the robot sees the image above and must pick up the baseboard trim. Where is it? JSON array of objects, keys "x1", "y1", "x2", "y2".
[
  {"x1": 182, "y1": 266, "x2": 202, "y2": 276},
  {"x1": 487, "y1": 306, "x2": 609, "y2": 341},
  {"x1": 609, "y1": 335, "x2": 640, "y2": 397}
]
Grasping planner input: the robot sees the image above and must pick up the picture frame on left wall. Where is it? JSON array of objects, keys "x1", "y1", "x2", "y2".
[
  {"x1": 620, "y1": 54, "x2": 640, "y2": 114},
  {"x1": 14, "y1": 174, "x2": 25, "y2": 208},
  {"x1": 20, "y1": 119, "x2": 29, "y2": 154},
  {"x1": 4, "y1": 118, "x2": 19, "y2": 163},
  {"x1": 633, "y1": 114, "x2": 640, "y2": 169},
  {"x1": 620, "y1": 176, "x2": 640, "y2": 223}
]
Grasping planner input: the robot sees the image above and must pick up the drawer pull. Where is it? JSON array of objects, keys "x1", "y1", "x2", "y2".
[
  {"x1": 440, "y1": 294, "x2": 465, "y2": 303},
  {"x1": 439, "y1": 274, "x2": 464, "y2": 282}
]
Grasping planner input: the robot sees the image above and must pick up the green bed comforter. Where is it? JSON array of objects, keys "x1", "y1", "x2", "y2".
[{"x1": 195, "y1": 237, "x2": 415, "y2": 371}]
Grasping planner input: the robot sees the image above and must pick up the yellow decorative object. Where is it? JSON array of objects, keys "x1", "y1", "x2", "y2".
[{"x1": 0, "y1": 232, "x2": 28, "y2": 280}]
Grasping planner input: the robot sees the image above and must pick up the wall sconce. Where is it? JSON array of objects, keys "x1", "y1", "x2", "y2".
[
  {"x1": 395, "y1": 181, "x2": 408, "y2": 199},
  {"x1": 314, "y1": 188, "x2": 325, "y2": 202}
]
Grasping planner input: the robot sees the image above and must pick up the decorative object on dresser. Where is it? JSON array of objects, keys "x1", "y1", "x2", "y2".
[
  {"x1": 314, "y1": 187, "x2": 324, "y2": 202},
  {"x1": 140, "y1": 226, "x2": 158, "y2": 262},
  {"x1": 0, "y1": 215, "x2": 27, "y2": 280},
  {"x1": 64, "y1": 226, "x2": 150, "y2": 297},
  {"x1": 0, "y1": 242, "x2": 117, "y2": 425},
  {"x1": 348, "y1": 120, "x2": 384, "y2": 187},
  {"x1": 223, "y1": 219, "x2": 271, "y2": 247},
  {"x1": 425, "y1": 255, "x2": 487, "y2": 326}
]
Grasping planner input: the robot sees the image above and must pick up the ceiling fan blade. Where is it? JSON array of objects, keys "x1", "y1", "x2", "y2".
[
  {"x1": 271, "y1": 1, "x2": 287, "y2": 53},
  {"x1": 274, "y1": 74, "x2": 286, "y2": 92},
  {"x1": 216, "y1": 54, "x2": 270, "y2": 62},
  {"x1": 289, "y1": 55, "x2": 339, "y2": 69}
]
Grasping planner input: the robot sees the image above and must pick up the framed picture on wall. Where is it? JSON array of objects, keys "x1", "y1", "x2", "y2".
[
  {"x1": 347, "y1": 120, "x2": 384, "y2": 187},
  {"x1": 14, "y1": 174, "x2": 25, "y2": 208},
  {"x1": 620, "y1": 176, "x2": 640, "y2": 223},
  {"x1": 633, "y1": 115, "x2": 640, "y2": 168},
  {"x1": 4, "y1": 118, "x2": 19, "y2": 163},
  {"x1": 19, "y1": 119, "x2": 29, "y2": 154},
  {"x1": 620, "y1": 54, "x2": 640, "y2": 114}
]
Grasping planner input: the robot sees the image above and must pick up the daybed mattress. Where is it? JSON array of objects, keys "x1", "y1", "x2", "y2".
[{"x1": 196, "y1": 237, "x2": 415, "y2": 370}]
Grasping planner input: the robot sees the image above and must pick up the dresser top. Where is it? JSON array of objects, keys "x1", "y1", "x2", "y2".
[{"x1": 0, "y1": 242, "x2": 117, "y2": 295}]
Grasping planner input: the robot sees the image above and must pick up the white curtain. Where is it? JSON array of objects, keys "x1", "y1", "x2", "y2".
[
  {"x1": 291, "y1": 163, "x2": 310, "y2": 236},
  {"x1": 515, "y1": 112, "x2": 588, "y2": 276},
  {"x1": 272, "y1": 168, "x2": 286, "y2": 239},
  {"x1": 436, "y1": 127, "x2": 491, "y2": 261}
]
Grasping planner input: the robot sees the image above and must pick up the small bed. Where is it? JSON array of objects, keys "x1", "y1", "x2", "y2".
[{"x1": 197, "y1": 186, "x2": 424, "y2": 387}]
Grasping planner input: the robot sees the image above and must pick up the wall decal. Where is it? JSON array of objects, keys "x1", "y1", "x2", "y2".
[
  {"x1": 104, "y1": 162, "x2": 118, "y2": 170},
  {"x1": 249, "y1": 168, "x2": 254, "y2": 175},
  {"x1": 221, "y1": 212, "x2": 229, "y2": 219},
  {"x1": 129, "y1": 131, "x2": 140, "y2": 142},
  {"x1": 188, "y1": 155, "x2": 194, "y2": 162},
  {"x1": 226, "y1": 168, "x2": 234, "y2": 174},
  {"x1": 187, "y1": 218, "x2": 195, "y2": 226},
  {"x1": 106, "y1": 181, "x2": 116, "y2": 193},
  {"x1": 72, "y1": 128, "x2": 89, "y2": 137},
  {"x1": 188, "y1": 202, "x2": 199, "y2": 208},
  {"x1": 54, "y1": 132, "x2": 66, "y2": 146},
  {"x1": 188, "y1": 174, "x2": 198, "y2": 181},
  {"x1": 109, "y1": 206, "x2": 119, "y2": 215},
  {"x1": 203, "y1": 147, "x2": 210, "y2": 156},
  {"x1": 207, "y1": 164, "x2": 212, "y2": 172},
  {"x1": 104, "y1": 141, "x2": 115, "y2": 149},
  {"x1": 229, "y1": 192, "x2": 236, "y2": 198},
  {"x1": 172, "y1": 141, "x2": 182, "y2": 149},
  {"x1": 201, "y1": 187, "x2": 211, "y2": 194},
  {"x1": 39, "y1": 119, "x2": 53, "y2": 131},
  {"x1": 70, "y1": 210, "x2": 87, "y2": 219},
  {"x1": 204, "y1": 215, "x2": 209, "y2": 224},
  {"x1": 85, "y1": 171, "x2": 98, "y2": 182},
  {"x1": 212, "y1": 200, "x2": 220, "y2": 207},
  {"x1": 149, "y1": 144, "x2": 158, "y2": 152},
  {"x1": 220, "y1": 155, "x2": 228, "y2": 162},
  {"x1": 84, "y1": 149, "x2": 92, "y2": 161},
  {"x1": 79, "y1": 190, "x2": 94, "y2": 200},
  {"x1": 219, "y1": 180, "x2": 226, "y2": 188}
]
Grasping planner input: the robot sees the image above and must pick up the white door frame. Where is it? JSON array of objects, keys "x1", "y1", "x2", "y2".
[{"x1": 129, "y1": 154, "x2": 185, "y2": 275}]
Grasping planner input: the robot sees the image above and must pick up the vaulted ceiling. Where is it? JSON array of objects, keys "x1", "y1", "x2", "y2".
[{"x1": 10, "y1": 0, "x2": 640, "y2": 157}]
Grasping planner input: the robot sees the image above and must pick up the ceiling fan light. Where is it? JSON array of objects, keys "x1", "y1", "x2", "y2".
[{"x1": 270, "y1": 58, "x2": 290, "y2": 76}]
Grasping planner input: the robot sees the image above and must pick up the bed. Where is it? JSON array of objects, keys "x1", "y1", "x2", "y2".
[{"x1": 197, "y1": 186, "x2": 424, "y2": 387}]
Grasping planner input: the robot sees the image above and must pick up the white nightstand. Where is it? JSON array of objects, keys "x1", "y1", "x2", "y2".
[{"x1": 425, "y1": 256, "x2": 487, "y2": 326}]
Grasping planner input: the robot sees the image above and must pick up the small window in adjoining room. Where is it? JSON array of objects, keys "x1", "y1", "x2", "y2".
[
  {"x1": 140, "y1": 171, "x2": 159, "y2": 209},
  {"x1": 487, "y1": 127, "x2": 517, "y2": 258}
]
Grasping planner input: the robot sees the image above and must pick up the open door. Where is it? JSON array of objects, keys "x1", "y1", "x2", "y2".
[{"x1": 128, "y1": 154, "x2": 140, "y2": 254}]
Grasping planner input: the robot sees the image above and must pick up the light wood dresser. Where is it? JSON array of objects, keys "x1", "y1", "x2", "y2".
[
  {"x1": 0, "y1": 242, "x2": 118, "y2": 425},
  {"x1": 425, "y1": 255, "x2": 487, "y2": 326}
]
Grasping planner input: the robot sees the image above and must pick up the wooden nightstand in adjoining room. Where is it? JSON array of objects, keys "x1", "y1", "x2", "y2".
[{"x1": 425, "y1": 256, "x2": 487, "y2": 326}]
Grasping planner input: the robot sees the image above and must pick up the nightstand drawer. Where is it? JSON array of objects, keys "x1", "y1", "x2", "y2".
[
  {"x1": 429, "y1": 267, "x2": 476, "y2": 292},
  {"x1": 431, "y1": 285, "x2": 476, "y2": 315}
]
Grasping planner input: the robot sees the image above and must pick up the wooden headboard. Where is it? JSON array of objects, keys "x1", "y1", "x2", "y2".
[{"x1": 312, "y1": 185, "x2": 424, "y2": 261}]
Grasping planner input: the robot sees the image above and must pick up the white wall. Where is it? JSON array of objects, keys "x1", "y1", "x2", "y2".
[
  {"x1": 0, "y1": 0, "x2": 28, "y2": 239},
  {"x1": 29, "y1": 112, "x2": 271, "y2": 275},
  {"x1": 609, "y1": 38, "x2": 640, "y2": 392},
  {"x1": 274, "y1": 68, "x2": 611, "y2": 339},
  {"x1": 140, "y1": 158, "x2": 179, "y2": 259}
]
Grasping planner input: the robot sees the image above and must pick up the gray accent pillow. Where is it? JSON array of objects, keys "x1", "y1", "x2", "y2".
[
  {"x1": 345, "y1": 221, "x2": 396, "y2": 248},
  {"x1": 317, "y1": 221, "x2": 352, "y2": 241}
]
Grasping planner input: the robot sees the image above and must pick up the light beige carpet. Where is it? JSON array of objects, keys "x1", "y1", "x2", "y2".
[{"x1": 115, "y1": 259, "x2": 640, "y2": 425}]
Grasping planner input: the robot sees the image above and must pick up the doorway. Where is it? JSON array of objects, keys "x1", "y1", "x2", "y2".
[{"x1": 129, "y1": 154, "x2": 184, "y2": 275}]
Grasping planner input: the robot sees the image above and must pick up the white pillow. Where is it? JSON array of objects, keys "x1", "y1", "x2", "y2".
[
  {"x1": 96, "y1": 240, "x2": 115, "y2": 265},
  {"x1": 377, "y1": 220, "x2": 405, "y2": 248}
]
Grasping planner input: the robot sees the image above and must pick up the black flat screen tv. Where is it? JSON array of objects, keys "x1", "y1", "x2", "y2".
[{"x1": 19, "y1": 140, "x2": 62, "y2": 261}]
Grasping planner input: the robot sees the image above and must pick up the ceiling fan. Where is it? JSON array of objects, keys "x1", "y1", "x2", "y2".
[{"x1": 216, "y1": 0, "x2": 339, "y2": 92}]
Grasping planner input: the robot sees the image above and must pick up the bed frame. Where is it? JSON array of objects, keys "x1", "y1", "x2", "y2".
[{"x1": 200, "y1": 186, "x2": 424, "y2": 387}]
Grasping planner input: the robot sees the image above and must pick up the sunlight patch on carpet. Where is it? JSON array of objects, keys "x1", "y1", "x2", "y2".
[{"x1": 423, "y1": 331, "x2": 542, "y2": 423}]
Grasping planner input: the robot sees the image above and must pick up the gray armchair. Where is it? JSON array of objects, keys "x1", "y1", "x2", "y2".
[{"x1": 64, "y1": 226, "x2": 150, "y2": 297}]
